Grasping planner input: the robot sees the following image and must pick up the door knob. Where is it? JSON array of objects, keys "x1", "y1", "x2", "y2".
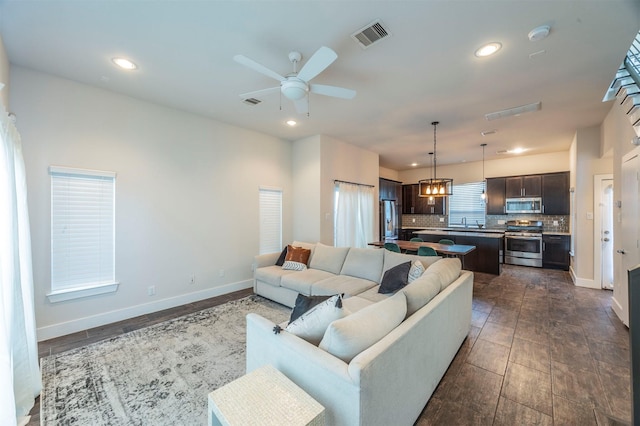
[{"x1": 617, "y1": 249, "x2": 626, "y2": 254}]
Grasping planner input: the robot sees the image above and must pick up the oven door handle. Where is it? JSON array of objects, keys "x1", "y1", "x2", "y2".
[{"x1": 505, "y1": 236, "x2": 541, "y2": 241}]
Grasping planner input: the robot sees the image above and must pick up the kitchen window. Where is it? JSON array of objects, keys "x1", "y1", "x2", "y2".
[
  {"x1": 49, "y1": 166, "x2": 118, "y2": 302},
  {"x1": 448, "y1": 181, "x2": 486, "y2": 227}
]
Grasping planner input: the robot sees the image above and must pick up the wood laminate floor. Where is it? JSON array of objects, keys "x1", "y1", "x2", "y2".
[{"x1": 29, "y1": 265, "x2": 631, "y2": 425}]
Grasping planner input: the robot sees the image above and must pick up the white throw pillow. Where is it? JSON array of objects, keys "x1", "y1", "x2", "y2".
[
  {"x1": 319, "y1": 291, "x2": 407, "y2": 363},
  {"x1": 285, "y1": 294, "x2": 348, "y2": 345},
  {"x1": 282, "y1": 260, "x2": 307, "y2": 271},
  {"x1": 407, "y1": 260, "x2": 425, "y2": 283}
]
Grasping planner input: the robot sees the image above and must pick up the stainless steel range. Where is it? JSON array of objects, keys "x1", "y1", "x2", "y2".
[{"x1": 504, "y1": 220, "x2": 543, "y2": 267}]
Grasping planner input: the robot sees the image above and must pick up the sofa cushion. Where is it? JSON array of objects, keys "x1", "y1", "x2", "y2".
[
  {"x1": 341, "y1": 295, "x2": 376, "y2": 313},
  {"x1": 292, "y1": 241, "x2": 316, "y2": 263},
  {"x1": 378, "y1": 261, "x2": 411, "y2": 294},
  {"x1": 285, "y1": 245, "x2": 312, "y2": 265},
  {"x1": 311, "y1": 275, "x2": 377, "y2": 297},
  {"x1": 280, "y1": 268, "x2": 336, "y2": 295},
  {"x1": 382, "y1": 250, "x2": 441, "y2": 280},
  {"x1": 285, "y1": 294, "x2": 348, "y2": 345},
  {"x1": 289, "y1": 294, "x2": 331, "y2": 323},
  {"x1": 402, "y1": 271, "x2": 442, "y2": 317},
  {"x1": 408, "y1": 260, "x2": 425, "y2": 283},
  {"x1": 340, "y1": 247, "x2": 384, "y2": 283},
  {"x1": 353, "y1": 285, "x2": 390, "y2": 304},
  {"x1": 309, "y1": 243, "x2": 350, "y2": 274},
  {"x1": 426, "y1": 258, "x2": 462, "y2": 291},
  {"x1": 319, "y1": 291, "x2": 407, "y2": 363},
  {"x1": 254, "y1": 265, "x2": 297, "y2": 287}
]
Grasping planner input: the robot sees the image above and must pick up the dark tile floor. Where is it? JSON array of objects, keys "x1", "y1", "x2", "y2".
[{"x1": 29, "y1": 265, "x2": 631, "y2": 425}]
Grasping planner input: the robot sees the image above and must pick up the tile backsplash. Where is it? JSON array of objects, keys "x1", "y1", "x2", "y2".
[{"x1": 402, "y1": 214, "x2": 569, "y2": 233}]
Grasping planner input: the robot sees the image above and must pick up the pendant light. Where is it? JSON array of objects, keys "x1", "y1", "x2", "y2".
[
  {"x1": 480, "y1": 143, "x2": 487, "y2": 201},
  {"x1": 418, "y1": 121, "x2": 453, "y2": 197}
]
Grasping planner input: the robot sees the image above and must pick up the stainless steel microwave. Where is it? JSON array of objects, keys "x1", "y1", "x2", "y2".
[{"x1": 505, "y1": 197, "x2": 542, "y2": 214}]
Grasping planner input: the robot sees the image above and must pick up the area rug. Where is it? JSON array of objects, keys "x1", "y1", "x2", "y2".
[{"x1": 40, "y1": 295, "x2": 290, "y2": 425}]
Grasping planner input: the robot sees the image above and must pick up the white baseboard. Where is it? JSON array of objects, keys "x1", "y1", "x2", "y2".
[
  {"x1": 569, "y1": 266, "x2": 599, "y2": 289},
  {"x1": 37, "y1": 279, "x2": 253, "y2": 341}
]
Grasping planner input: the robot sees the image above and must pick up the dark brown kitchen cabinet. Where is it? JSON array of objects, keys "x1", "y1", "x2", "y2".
[
  {"x1": 486, "y1": 177, "x2": 506, "y2": 215},
  {"x1": 379, "y1": 178, "x2": 401, "y2": 201},
  {"x1": 542, "y1": 172, "x2": 569, "y2": 215},
  {"x1": 505, "y1": 175, "x2": 541, "y2": 198},
  {"x1": 543, "y1": 234, "x2": 570, "y2": 270},
  {"x1": 402, "y1": 184, "x2": 445, "y2": 214}
]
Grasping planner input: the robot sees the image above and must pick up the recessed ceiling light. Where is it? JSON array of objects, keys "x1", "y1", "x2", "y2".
[
  {"x1": 411, "y1": 163, "x2": 418, "y2": 167},
  {"x1": 475, "y1": 42, "x2": 502, "y2": 58},
  {"x1": 509, "y1": 147, "x2": 526, "y2": 154},
  {"x1": 111, "y1": 57, "x2": 137, "y2": 70},
  {"x1": 286, "y1": 120, "x2": 297, "y2": 126}
]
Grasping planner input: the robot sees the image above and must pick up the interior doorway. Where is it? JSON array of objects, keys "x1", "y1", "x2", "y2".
[{"x1": 594, "y1": 174, "x2": 614, "y2": 290}]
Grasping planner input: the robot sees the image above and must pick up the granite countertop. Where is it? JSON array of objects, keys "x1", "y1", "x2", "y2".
[
  {"x1": 543, "y1": 231, "x2": 571, "y2": 236},
  {"x1": 412, "y1": 229, "x2": 505, "y2": 239}
]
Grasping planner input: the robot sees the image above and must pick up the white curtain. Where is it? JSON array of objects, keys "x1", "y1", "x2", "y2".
[
  {"x1": 334, "y1": 181, "x2": 375, "y2": 248},
  {"x1": 0, "y1": 106, "x2": 41, "y2": 426}
]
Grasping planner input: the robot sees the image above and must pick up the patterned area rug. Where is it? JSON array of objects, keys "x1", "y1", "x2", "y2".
[{"x1": 40, "y1": 295, "x2": 289, "y2": 425}]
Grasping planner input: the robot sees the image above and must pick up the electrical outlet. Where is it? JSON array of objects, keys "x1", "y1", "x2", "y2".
[
  {"x1": 412, "y1": 218, "x2": 416, "y2": 223},
  {"x1": 190, "y1": 275, "x2": 195, "y2": 285},
  {"x1": 219, "y1": 269, "x2": 225, "y2": 277},
  {"x1": 439, "y1": 217, "x2": 445, "y2": 222},
  {"x1": 553, "y1": 220, "x2": 558, "y2": 226},
  {"x1": 147, "y1": 286, "x2": 155, "y2": 296}
]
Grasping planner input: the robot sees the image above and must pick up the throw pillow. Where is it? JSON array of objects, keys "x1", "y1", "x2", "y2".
[
  {"x1": 407, "y1": 260, "x2": 425, "y2": 283},
  {"x1": 275, "y1": 247, "x2": 288, "y2": 266},
  {"x1": 282, "y1": 260, "x2": 307, "y2": 271},
  {"x1": 285, "y1": 294, "x2": 348, "y2": 345},
  {"x1": 285, "y1": 245, "x2": 311, "y2": 265},
  {"x1": 319, "y1": 291, "x2": 407, "y2": 363},
  {"x1": 289, "y1": 294, "x2": 331, "y2": 323},
  {"x1": 378, "y1": 261, "x2": 411, "y2": 294}
]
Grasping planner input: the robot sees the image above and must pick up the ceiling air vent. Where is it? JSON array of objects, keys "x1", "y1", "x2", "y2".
[
  {"x1": 485, "y1": 101, "x2": 541, "y2": 121},
  {"x1": 351, "y1": 20, "x2": 390, "y2": 49},
  {"x1": 243, "y1": 97, "x2": 262, "y2": 106}
]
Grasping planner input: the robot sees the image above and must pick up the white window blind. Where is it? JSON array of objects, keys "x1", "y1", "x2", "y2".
[
  {"x1": 50, "y1": 166, "x2": 116, "y2": 291},
  {"x1": 448, "y1": 181, "x2": 486, "y2": 227},
  {"x1": 259, "y1": 187, "x2": 282, "y2": 254}
]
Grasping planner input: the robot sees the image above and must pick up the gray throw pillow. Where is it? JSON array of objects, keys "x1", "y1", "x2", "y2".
[{"x1": 378, "y1": 261, "x2": 411, "y2": 294}]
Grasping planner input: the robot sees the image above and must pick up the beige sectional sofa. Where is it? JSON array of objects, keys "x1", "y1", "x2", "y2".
[{"x1": 248, "y1": 242, "x2": 473, "y2": 425}]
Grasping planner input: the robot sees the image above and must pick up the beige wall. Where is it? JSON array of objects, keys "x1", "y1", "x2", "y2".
[
  {"x1": 12, "y1": 66, "x2": 293, "y2": 339},
  {"x1": 0, "y1": 35, "x2": 9, "y2": 108},
  {"x1": 570, "y1": 126, "x2": 613, "y2": 287},
  {"x1": 293, "y1": 134, "x2": 379, "y2": 245},
  {"x1": 379, "y1": 166, "x2": 400, "y2": 181}
]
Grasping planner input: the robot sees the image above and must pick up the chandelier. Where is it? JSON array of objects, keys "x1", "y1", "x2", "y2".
[{"x1": 418, "y1": 121, "x2": 453, "y2": 197}]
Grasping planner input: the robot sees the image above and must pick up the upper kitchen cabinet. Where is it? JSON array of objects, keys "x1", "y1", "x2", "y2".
[
  {"x1": 402, "y1": 184, "x2": 445, "y2": 214},
  {"x1": 505, "y1": 175, "x2": 541, "y2": 198},
  {"x1": 486, "y1": 177, "x2": 506, "y2": 215},
  {"x1": 379, "y1": 178, "x2": 401, "y2": 200},
  {"x1": 542, "y1": 172, "x2": 570, "y2": 215}
]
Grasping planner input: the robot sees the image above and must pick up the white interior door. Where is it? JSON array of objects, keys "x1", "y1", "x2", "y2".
[{"x1": 614, "y1": 148, "x2": 640, "y2": 326}]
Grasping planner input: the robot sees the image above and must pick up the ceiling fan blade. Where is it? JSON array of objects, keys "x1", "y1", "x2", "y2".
[
  {"x1": 310, "y1": 84, "x2": 356, "y2": 99},
  {"x1": 233, "y1": 55, "x2": 286, "y2": 82},
  {"x1": 293, "y1": 98, "x2": 309, "y2": 114},
  {"x1": 239, "y1": 86, "x2": 280, "y2": 99},
  {"x1": 297, "y1": 46, "x2": 337, "y2": 82}
]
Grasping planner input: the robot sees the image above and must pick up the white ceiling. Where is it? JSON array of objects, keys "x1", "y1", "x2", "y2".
[{"x1": 1, "y1": 1, "x2": 639, "y2": 170}]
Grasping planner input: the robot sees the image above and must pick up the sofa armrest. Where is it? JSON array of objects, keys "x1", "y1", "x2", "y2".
[{"x1": 253, "y1": 252, "x2": 281, "y2": 270}]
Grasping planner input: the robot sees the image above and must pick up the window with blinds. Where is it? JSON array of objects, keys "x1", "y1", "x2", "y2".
[
  {"x1": 259, "y1": 187, "x2": 282, "y2": 254},
  {"x1": 50, "y1": 166, "x2": 116, "y2": 293},
  {"x1": 448, "y1": 181, "x2": 486, "y2": 227}
]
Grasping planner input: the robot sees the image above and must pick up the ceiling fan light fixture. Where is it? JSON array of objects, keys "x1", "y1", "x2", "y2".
[{"x1": 282, "y1": 80, "x2": 308, "y2": 100}]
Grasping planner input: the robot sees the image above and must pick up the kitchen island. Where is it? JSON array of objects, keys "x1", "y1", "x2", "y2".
[{"x1": 411, "y1": 228, "x2": 504, "y2": 275}]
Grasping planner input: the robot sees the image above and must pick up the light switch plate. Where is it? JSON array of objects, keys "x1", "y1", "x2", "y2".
[
  {"x1": 439, "y1": 218, "x2": 445, "y2": 222},
  {"x1": 587, "y1": 212, "x2": 594, "y2": 220}
]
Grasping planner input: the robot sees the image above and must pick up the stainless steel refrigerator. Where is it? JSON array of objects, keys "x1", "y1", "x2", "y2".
[{"x1": 380, "y1": 199, "x2": 399, "y2": 240}]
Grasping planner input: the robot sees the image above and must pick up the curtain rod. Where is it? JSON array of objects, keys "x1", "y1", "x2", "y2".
[{"x1": 334, "y1": 179, "x2": 375, "y2": 188}]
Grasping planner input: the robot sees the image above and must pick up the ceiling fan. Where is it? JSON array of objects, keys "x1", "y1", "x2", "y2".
[{"x1": 233, "y1": 46, "x2": 356, "y2": 114}]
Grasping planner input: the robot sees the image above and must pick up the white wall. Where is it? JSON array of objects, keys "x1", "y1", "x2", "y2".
[
  {"x1": 11, "y1": 67, "x2": 293, "y2": 339},
  {"x1": 379, "y1": 166, "x2": 399, "y2": 181},
  {"x1": 292, "y1": 135, "x2": 322, "y2": 243},
  {"x1": 398, "y1": 151, "x2": 569, "y2": 185},
  {"x1": 570, "y1": 126, "x2": 613, "y2": 287},
  {"x1": 0, "y1": 35, "x2": 9, "y2": 108}
]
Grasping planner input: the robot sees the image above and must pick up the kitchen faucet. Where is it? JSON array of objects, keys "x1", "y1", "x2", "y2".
[{"x1": 461, "y1": 217, "x2": 467, "y2": 227}]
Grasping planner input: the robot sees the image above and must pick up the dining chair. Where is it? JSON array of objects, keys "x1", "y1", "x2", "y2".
[
  {"x1": 384, "y1": 242, "x2": 401, "y2": 253},
  {"x1": 406, "y1": 237, "x2": 423, "y2": 255},
  {"x1": 438, "y1": 239, "x2": 455, "y2": 245},
  {"x1": 417, "y1": 246, "x2": 438, "y2": 256}
]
